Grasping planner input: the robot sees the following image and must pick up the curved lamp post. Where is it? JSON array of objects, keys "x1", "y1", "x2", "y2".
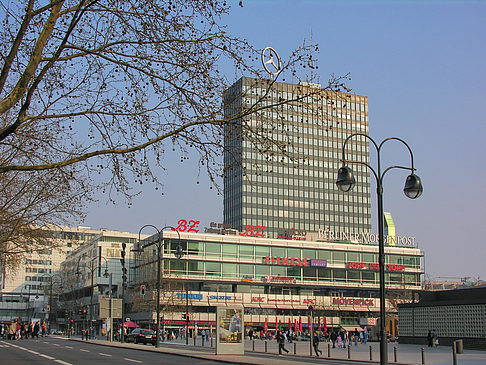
[
  {"x1": 336, "y1": 133, "x2": 423, "y2": 365},
  {"x1": 137, "y1": 225, "x2": 181, "y2": 348},
  {"x1": 39, "y1": 273, "x2": 63, "y2": 329}
]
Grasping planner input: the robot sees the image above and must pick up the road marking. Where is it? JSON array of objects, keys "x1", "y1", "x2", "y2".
[
  {"x1": 99, "y1": 352, "x2": 113, "y2": 357},
  {"x1": 2, "y1": 340, "x2": 73, "y2": 365},
  {"x1": 55, "y1": 360, "x2": 74, "y2": 365},
  {"x1": 124, "y1": 359, "x2": 142, "y2": 363},
  {"x1": 64, "y1": 346, "x2": 73, "y2": 349},
  {"x1": 39, "y1": 354, "x2": 56, "y2": 360},
  {"x1": 53, "y1": 343, "x2": 61, "y2": 346},
  {"x1": 80, "y1": 349, "x2": 90, "y2": 352}
]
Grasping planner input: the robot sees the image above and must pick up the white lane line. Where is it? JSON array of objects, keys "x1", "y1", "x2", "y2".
[
  {"x1": 2, "y1": 340, "x2": 73, "y2": 365},
  {"x1": 124, "y1": 359, "x2": 142, "y2": 363},
  {"x1": 99, "y1": 352, "x2": 113, "y2": 357},
  {"x1": 39, "y1": 354, "x2": 56, "y2": 360},
  {"x1": 64, "y1": 346, "x2": 73, "y2": 349},
  {"x1": 80, "y1": 349, "x2": 90, "y2": 352},
  {"x1": 55, "y1": 360, "x2": 74, "y2": 365},
  {"x1": 53, "y1": 343, "x2": 61, "y2": 346}
]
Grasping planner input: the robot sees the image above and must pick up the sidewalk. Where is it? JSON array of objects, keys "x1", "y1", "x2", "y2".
[{"x1": 62, "y1": 336, "x2": 486, "y2": 365}]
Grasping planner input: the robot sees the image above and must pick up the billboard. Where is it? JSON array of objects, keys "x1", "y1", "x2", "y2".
[{"x1": 216, "y1": 307, "x2": 244, "y2": 355}]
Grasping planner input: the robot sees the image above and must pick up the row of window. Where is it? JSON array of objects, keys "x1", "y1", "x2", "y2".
[
  {"x1": 25, "y1": 267, "x2": 52, "y2": 273},
  {"x1": 149, "y1": 241, "x2": 420, "y2": 268},
  {"x1": 25, "y1": 275, "x2": 51, "y2": 281},
  {"x1": 25, "y1": 259, "x2": 52, "y2": 265},
  {"x1": 137, "y1": 260, "x2": 420, "y2": 286}
]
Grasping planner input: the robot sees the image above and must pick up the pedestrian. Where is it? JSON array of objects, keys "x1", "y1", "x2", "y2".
[
  {"x1": 432, "y1": 329, "x2": 438, "y2": 347},
  {"x1": 33, "y1": 321, "x2": 39, "y2": 339},
  {"x1": 277, "y1": 330, "x2": 289, "y2": 355},
  {"x1": 313, "y1": 331, "x2": 322, "y2": 356},
  {"x1": 427, "y1": 330, "x2": 433, "y2": 347},
  {"x1": 363, "y1": 326, "x2": 368, "y2": 344},
  {"x1": 354, "y1": 328, "x2": 359, "y2": 346},
  {"x1": 330, "y1": 330, "x2": 337, "y2": 348},
  {"x1": 248, "y1": 329, "x2": 253, "y2": 340}
]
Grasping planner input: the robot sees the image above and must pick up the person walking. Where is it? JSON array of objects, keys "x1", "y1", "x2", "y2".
[
  {"x1": 427, "y1": 330, "x2": 433, "y2": 347},
  {"x1": 277, "y1": 330, "x2": 289, "y2": 355},
  {"x1": 313, "y1": 331, "x2": 322, "y2": 356},
  {"x1": 330, "y1": 330, "x2": 337, "y2": 348},
  {"x1": 33, "y1": 321, "x2": 39, "y2": 339},
  {"x1": 354, "y1": 328, "x2": 359, "y2": 346}
]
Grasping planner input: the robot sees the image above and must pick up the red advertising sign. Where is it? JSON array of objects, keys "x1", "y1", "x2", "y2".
[
  {"x1": 347, "y1": 262, "x2": 405, "y2": 271},
  {"x1": 332, "y1": 297, "x2": 374, "y2": 306},
  {"x1": 264, "y1": 256, "x2": 309, "y2": 267}
]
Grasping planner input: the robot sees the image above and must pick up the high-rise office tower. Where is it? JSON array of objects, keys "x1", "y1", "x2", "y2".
[{"x1": 223, "y1": 77, "x2": 371, "y2": 239}]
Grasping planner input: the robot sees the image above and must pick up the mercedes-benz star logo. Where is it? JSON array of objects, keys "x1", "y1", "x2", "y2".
[{"x1": 261, "y1": 46, "x2": 282, "y2": 76}]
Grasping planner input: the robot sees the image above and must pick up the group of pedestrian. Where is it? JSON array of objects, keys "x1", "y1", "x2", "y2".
[
  {"x1": 427, "y1": 329, "x2": 439, "y2": 347},
  {"x1": 329, "y1": 327, "x2": 367, "y2": 348},
  {"x1": 0, "y1": 320, "x2": 46, "y2": 340}
]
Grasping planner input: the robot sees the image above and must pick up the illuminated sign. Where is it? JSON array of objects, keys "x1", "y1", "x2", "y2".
[
  {"x1": 347, "y1": 262, "x2": 405, "y2": 271},
  {"x1": 318, "y1": 229, "x2": 416, "y2": 247},
  {"x1": 309, "y1": 259, "x2": 327, "y2": 267},
  {"x1": 264, "y1": 256, "x2": 309, "y2": 266},
  {"x1": 263, "y1": 276, "x2": 296, "y2": 283},
  {"x1": 332, "y1": 298, "x2": 374, "y2": 306}
]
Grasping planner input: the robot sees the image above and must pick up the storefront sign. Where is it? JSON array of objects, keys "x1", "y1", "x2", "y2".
[
  {"x1": 263, "y1": 276, "x2": 296, "y2": 283},
  {"x1": 318, "y1": 229, "x2": 416, "y2": 247},
  {"x1": 209, "y1": 295, "x2": 233, "y2": 300},
  {"x1": 264, "y1": 256, "x2": 309, "y2": 266},
  {"x1": 177, "y1": 293, "x2": 203, "y2": 300},
  {"x1": 332, "y1": 298, "x2": 374, "y2": 306},
  {"x1": 309, "y1": 259, "x2": 327, "y2": 267},
  {"x1": 347, "y1": 262, "x2": 405, "y2": 271},
  {"x1": 173, "y1": 219, "x2": 200, "y2": 233}
]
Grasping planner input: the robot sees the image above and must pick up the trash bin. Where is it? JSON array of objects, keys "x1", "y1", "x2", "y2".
[{"x1": 455, "y1": 340, "x2": 463, "y2": 354}]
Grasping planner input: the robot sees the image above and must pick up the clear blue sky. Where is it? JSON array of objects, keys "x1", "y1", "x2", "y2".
[{"x1": 85, "y1": 1, "x2": 486, "y2": 282}]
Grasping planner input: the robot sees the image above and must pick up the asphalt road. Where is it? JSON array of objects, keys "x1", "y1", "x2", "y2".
[{"x1": 0, "y1": 337, "x2": 219, "y2": 365}]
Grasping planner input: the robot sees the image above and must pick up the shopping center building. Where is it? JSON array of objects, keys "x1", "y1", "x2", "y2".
[{"x1": 129, "y1": 228, "x2": 423, "y2": 337}]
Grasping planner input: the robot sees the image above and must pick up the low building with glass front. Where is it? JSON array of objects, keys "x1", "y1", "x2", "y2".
[{"x1": 129, "y1": 229, "x2": 423, "y2": 337}]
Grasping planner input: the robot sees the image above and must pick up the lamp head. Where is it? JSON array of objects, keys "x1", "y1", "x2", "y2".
[
  {"x1": 174, "y1": 244, "x2": 184, "y2": 259},
  {"x1": 336, "y1": 166, "x2": 356, "y2": 192},
  {"x1": 103, "y1": 268, "x2": 109, "y2": 278},
  {"x1": 404, "y1": 173, "x2": 423, "y2": 199}
]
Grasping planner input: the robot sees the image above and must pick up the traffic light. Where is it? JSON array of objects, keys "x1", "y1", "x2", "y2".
[
  {"x1": 140, "y1": 285, "x2": 146, "y2": 296},
  {"x1": 82, "y1": 308, "x2": 87, "y2": 318},
  {"x1": 182, "y1": 313, "x2": 189, "y2": 321},
  {"x1": 46, "y1": 305, "x2": 50, "y2": 312}
]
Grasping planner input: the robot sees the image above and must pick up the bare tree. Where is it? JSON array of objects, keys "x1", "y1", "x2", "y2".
[{"x1": 0, "y1": 1, "x2": 349, "y2": 269}]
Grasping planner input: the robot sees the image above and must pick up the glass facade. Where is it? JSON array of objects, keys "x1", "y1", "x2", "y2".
[
  {"x1": 223, "y1": 77, "x2": 371, "y2": 239},
  {"x1": 133, "y1": 234, "x2": 423, "y2": 291}
]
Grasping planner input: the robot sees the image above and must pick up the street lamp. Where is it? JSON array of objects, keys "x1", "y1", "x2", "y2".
[
  {"x1": 76, "y1": 256, "x2": 109, "y2": 339},
  {"x1": 137, "y1": 225, "x2": 181, "y2": 348},
  {"x1": 39, "y1": 273, "x2": 63, "y2": 331},
  {"x1": 336, "y1": 133, "x2": 423, "y2": 365}
]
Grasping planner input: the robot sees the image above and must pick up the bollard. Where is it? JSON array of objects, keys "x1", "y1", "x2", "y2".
[
  {"x1": 294, "y1": 342, "x2": 296, "y2": 355},
  {"x1": 452, "y1": 342, "x2": 457, "y2": 365},
  {"x1": 348, "y1": 344, "x2": 351, "y2": 359},
  {"x1": 369, "y1": 345, "x2": 373, "y2": 361},
  {"x1": 194, "y1": 335, "x2": 196, "y2": 346},
  {"x1": 328, "y1": 343, "x2": 331, "y2": 358},
  {"x1": 202, "y1": 336, "x2": 205, "y2": 347},
  {"x1": 210, "y1": 335, "x2": 213, "y2": 348},
  {"x1": 264, "y1": 340, "x2": 267, "y2": 353},
  {"x1": 394, "y1": 346, "x2": 397, "y2": 362},
  {"x1": 252, "y1": 340, "x2": 255, "y2": 351},
  {"x1": 421, "y1": 347, "x2": 425, "y2": 364}
]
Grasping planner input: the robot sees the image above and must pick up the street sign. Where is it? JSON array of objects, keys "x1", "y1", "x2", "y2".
[{"x1": 99, "y1": 298, "x2": 122, "y2": 319}]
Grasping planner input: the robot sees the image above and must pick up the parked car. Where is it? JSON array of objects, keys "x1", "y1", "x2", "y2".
[{"x1": 126, "y1": 328, "x2": 157, "y2": 345}]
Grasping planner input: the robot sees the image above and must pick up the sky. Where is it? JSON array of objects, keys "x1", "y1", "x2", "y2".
[{"x1": 84, "y1": 1, "x2": 486, "y2": 282}]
